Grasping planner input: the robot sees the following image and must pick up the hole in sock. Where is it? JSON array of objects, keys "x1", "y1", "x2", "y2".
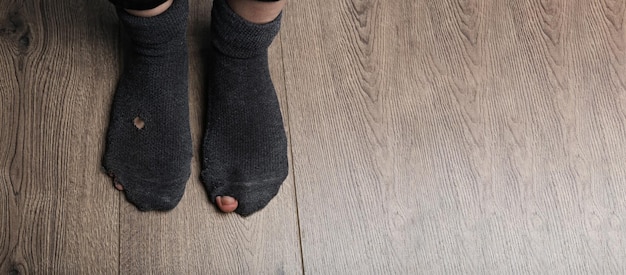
[
  {"x1": 133, "y1": 116, "x2": 145, "y2": 129},
  {"x1": 108, "y1": 172, "x2": 124, "y2": 191}
]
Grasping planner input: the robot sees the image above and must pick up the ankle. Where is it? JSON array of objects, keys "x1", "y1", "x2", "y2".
[
  {"x1": 126, "y1": 0, "x2": 173, "y2": 17},
  {"x1": 117, "y1": 0, "x2": 188, "y2": 52},
  {"x1": 226, "y1": 0, "x2": 285, "y2": 24}
]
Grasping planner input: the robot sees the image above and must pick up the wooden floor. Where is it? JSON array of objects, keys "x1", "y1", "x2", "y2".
[{"x1": 2, "y1": 0, "x2": 626, "y2": 273}]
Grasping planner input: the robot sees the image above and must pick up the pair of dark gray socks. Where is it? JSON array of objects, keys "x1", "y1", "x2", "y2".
[{"x1": 103, "y1": 0, "x2": 287, "y2": 216}]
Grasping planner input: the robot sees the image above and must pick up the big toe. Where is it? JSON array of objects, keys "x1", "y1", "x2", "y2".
[{"x1": 216, "y1": 196, "x2": 238, "y2": 213}]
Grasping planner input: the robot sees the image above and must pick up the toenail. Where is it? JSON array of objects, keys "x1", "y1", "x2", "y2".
[
  {"x1": 133, "y1": 116, "x2": 145, "y2": 129},
  {"x1": 222, "y1": 196, "x2": 236, "y2": 205},
  {"x1": 115, "y1": 183, "x2": 124, "y2": 191}
]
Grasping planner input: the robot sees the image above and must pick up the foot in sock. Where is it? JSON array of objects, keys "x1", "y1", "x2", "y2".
[
  {"x1": 201, "y1": 0, "x2": 288, "y2": 216},
  {"x1": 103, "y1": 0, "x2": 192, "y2": 211}
]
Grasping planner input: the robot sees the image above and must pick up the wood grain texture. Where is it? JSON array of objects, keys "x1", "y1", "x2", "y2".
[
  {"x1": 281, "y1": 0, "x2": 626, "y2": 273},
  {"x1": 117, "y1": 1, "x2": 303, "y2": 273},
  {"x1": 0, "y1": 0, "x2": 120, "y2": 273},
  {"x1": 3, "y1": 0, "x2": 626, "y2": 273}
]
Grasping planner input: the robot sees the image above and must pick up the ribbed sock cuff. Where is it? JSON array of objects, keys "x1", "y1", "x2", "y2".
[{"x1": 210, "y1": 0, "x2": 281, "y2": 58}]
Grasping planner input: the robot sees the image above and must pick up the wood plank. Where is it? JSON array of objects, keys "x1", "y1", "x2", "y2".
[
  {"x1": 281, "y1": 1, "x2": 399, "y2": 272},
  {"x1": 118, "y1": 1, "x2": 302, "y2": 273},
  {"x1": 282, "y1": 0, "x2": 626, "y2": 273},
  {"x1": 0, "y1": 0, "x2": 120, "y2": 273}
]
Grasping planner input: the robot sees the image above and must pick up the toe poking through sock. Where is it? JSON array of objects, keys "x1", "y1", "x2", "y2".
[
  {"x1": 110, "y1": 177, "x2": 124, "y2": 191},
  {"x1": 216, "y1": 196, "x2": 238, "y2": 213},
  {"x1": 222, "y1": 196, "x2": 236, "y2": 205},
  {"x1": 113, "y1": 177, "x2": 124, "y2": 191},
  {"x1": 133, "y1": 116, "x2": 145, "y2": 130},
  {"x1": 108, "y1": 172, "x2": 125, "y2": 191}
]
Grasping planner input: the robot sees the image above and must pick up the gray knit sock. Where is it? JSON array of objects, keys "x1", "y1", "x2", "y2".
[
  {"x1": 103, "y1": 0, "x2": 192, "y2": 211},
  {"x1": 201, "y1": 0, "x2": 288, "y2": 216}
]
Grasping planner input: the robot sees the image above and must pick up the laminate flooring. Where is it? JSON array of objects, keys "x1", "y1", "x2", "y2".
[{"x1": 1, "y1": 0, "x2": 625, "y2": 273}]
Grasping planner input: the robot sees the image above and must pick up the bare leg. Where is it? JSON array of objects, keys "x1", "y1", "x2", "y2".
[
  {"x1": 227, "y1": 0, "x2": 285, "y2": 24},
  {"x1": 126, "y1": 0, "x2": 173, "y2": 17}
]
